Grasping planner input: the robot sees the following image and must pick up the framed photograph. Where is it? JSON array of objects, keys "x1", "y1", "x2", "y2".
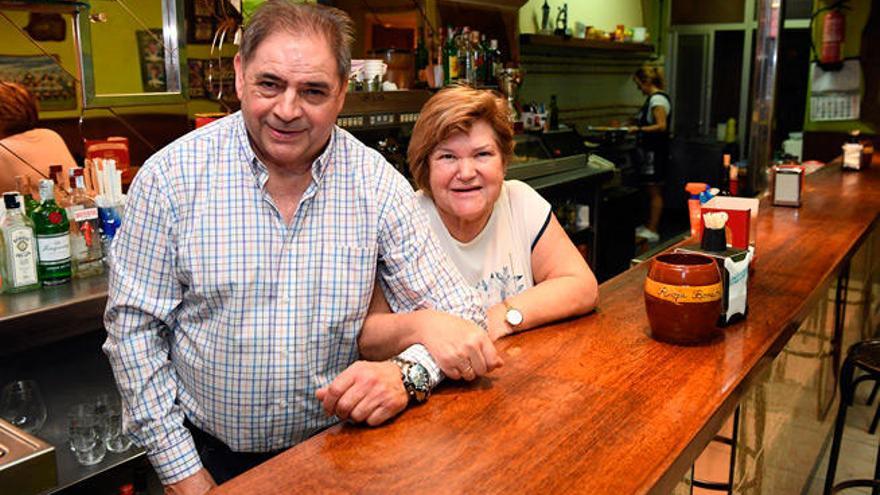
[
  {"x1": 0, "y1": 54, "x2": 77, "y2": 110},
  {"x1": 188, "y1": 59, "x2": 207, "y2": 98},
  {"x1": 193, "y1": 17, "x2": 215, "y2": 43},
  {"x1": 136, "y1": 29, "x2": 167, "y2": 92},
  {"x1": 194, "y1": 0, "x2": 216, "y2": 16}
]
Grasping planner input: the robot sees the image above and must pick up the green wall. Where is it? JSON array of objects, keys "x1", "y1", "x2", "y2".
[
  {"x1": 0, "y1": 4, "x2": 234, "y2": 120},
  {"x1": 804, "y1": 0, "x2": 875, "y2": 134},
  {"x1": 516, "y1": 0, "x2": 653, "y2": 133},
  {"x1": 519, "y1": 0, "x2": 645, "y2": 34}
]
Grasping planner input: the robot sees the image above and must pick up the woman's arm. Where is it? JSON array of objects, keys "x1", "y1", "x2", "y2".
[
  {"x1": 629, "y1": 104, "x2": 668, "y2": 134},
  {"x1": 358, "y1": 284, "x2": 501, "y2": 380},
  {"x1": 487, "y1": 214, "x2": 598, "y2": 340}
]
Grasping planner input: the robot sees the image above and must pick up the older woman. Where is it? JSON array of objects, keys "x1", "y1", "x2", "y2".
[
  {"x1": 359, "y1": 86, "x2": 597, "y2": 378},
  {"x1": 0, "y1": 82, "x2": 76, "y2": 192}
]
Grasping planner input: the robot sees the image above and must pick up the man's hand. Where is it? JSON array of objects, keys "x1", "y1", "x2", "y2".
[
  {"x1": 412, "y1": 310, "x2": 503, "y2": 380},
  {"x1": 316, "y1": 361, "x2": 409, "y2": 426},
  {"x1": 164, "y1": 468, "x2": 216, "y2": 495}
]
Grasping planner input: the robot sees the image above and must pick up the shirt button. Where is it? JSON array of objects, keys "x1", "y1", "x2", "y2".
[
  {"x1": 275, "y1": 399, "x2": 287, "y2": 409},
  {"x1": 279, "y1": 293, "x2": 290, "y2": 304}
]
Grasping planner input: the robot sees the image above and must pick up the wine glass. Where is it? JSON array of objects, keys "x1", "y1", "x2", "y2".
[{"x1": 0, "y1": 380, "x2": 48, "y2": 434}]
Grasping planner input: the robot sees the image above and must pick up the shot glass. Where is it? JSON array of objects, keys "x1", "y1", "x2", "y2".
[
  {"x1": 68, "y1": 403, "x2": 106, "y2": 466},
  {"x1": 102, "y1": 399, "x2": 132, "y2": 453}
]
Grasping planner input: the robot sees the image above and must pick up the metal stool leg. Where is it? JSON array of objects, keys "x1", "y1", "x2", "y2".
[
  {"x1": 870, "y1": 400, "x2": 880, "y2": 435},
  {"x1": 825, "y1": 359, "x2": 856, "y2": 495},
  {"x1": 869, "y1": 381, "x2": 880, "y2": 405},
  {"x1": 873, "y1": 439, "x2": 880, "y2": 495}
]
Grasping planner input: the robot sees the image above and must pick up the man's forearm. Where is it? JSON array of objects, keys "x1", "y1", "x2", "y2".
[{"x1": 359, "y1": 310, "x2": 425, "y2": 360}]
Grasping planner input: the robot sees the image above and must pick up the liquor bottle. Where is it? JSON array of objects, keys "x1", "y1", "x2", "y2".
[
  {"x1": 48, "y1": 164, "x2": 71, "y2": 208},
  {"x1": 0, "y1": 193, "x2": 40, "y2": 293},
  {"x1": 32, "y1": 179, "x2": 71, "y2": 286},
  {"x1": 415, "y1": 30, "x2": 429, "y2": 85},
  {"x1": 456, "y1": 27, "x2": 471, "y2": 83},
  {"x1": 489, "y1": 39, "x2": 503, "y2": 80},
  {"x1": 14, "y1": 175, "x2": 40, "y2": 216},
  {"x1": 67, "y1": 170, "x2": 104, "y2": 278},
  {"x1": 444, "y1": 26, "x2": 458, "y2": 84},
  {"x1": 719, "y1": 154, "x2": 732, "y2": 195},
  {"x1": 549, "y1": 94, "x2": 559, "y2": 130},
  {"x1": 478, "y1": 35, "x2": 491, "y2": 85},
  {"x1": 466, "y1": 30, "x2": 480, "y2": 86}
]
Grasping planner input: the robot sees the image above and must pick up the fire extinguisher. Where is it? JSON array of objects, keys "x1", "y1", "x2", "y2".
[{"x1": 821, "y1": 8, "x2": 845, "y2": 65}]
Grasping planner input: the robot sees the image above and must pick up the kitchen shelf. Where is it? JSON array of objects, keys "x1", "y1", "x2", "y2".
[{"x1": 520, "y1": 33, "x2": 655, "y2": 55}]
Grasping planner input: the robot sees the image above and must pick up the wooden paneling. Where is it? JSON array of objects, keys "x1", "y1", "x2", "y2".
[
  {"x1": 211, "y1": 160, "x2": 880, "y2": 493},
  {"x1": 671, "y1": 0, "x2": 745, "y2": 25}
]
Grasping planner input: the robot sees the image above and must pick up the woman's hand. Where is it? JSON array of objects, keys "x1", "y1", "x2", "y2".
[
  {"x1": 486, "y1": 303, "x2": 512, "y2": 341},
  {"x1": 411, "y1": 310, "x2": 503, "y2": 380}
]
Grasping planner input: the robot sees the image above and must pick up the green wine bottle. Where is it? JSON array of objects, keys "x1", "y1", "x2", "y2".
[{"x1": 32, "y1": 179, "x2": 71, "y2": 286}]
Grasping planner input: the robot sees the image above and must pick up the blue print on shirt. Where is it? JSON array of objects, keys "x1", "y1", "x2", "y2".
[{"x1": 475, "y1": 264, "x2": 526, "y2": 308}]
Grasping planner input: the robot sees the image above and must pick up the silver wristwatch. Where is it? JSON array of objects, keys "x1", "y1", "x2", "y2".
[{"x1": 391, "y1": 357, "x2": 430, "y2": 403}]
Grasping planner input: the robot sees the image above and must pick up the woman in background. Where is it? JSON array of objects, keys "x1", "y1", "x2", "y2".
[
  {"x1": 629, "y1": 65, "x2": 671, "y2": 244},
  {"x1": 359, "y1": 86, "x2": 598, "y2": 379},
  {"x1": 0, "y1": 81, "x2": 76, "y2": 192}
]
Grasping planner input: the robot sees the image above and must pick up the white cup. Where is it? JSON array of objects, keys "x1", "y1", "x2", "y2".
[{"x1": 633, "y1": 27, "x2": 647, "y2": 43}]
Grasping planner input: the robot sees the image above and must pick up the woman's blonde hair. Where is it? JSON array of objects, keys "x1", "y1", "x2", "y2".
[
  {"x1": 407, "y1": 86, "x2": 514, "y2": 196},
  {"x1": 634, "y1": 64, "x2": 666, "y2": 90},
  {"x1": 0, "y1": 82, "x2": 38, "y2": 137}
]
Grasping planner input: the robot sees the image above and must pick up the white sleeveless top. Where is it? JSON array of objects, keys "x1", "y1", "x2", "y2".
[{"x1": 416, "y1": 180, "x2": 552, "y2": 310}]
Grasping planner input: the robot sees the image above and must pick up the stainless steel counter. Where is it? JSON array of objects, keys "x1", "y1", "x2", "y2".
[{"x1": 0, "y1": 276, "x2": 108, "y2": 356}]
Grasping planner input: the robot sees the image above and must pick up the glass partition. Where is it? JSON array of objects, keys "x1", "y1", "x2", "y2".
[{"x1": 78, "y1": 0, "x2": 187, "y2": 107}]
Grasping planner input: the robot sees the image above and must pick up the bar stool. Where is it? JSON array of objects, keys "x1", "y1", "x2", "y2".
[{"x1": 824, "y1": 339, "x2": 880, "y2": 495}]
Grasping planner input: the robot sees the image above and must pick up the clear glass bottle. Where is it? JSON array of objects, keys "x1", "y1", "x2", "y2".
[
  {"x1": 0, "y1": 193, "x2": 40, "y2": 293},
  {"x1": 67, "y1": 170, "x2": 104, "y2": 278},
  {"x1": 32, "y1": 179, "x2": 71, "y2": 286},
  {"x1": 48, "y1": 164, "x2": 71, "y2": 208},
  {"x1": 14, "y1": 175, "x2": 40, "y2": 216}
]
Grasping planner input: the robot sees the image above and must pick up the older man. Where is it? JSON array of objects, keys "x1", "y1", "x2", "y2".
[{"x1": 103, "y1": 2, "x2": 500, "y2": 494}]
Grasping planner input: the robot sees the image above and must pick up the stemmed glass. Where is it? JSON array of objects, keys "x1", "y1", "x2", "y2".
[{"x1": 0, "y1": 380, "x2": 47, "y2": 434}]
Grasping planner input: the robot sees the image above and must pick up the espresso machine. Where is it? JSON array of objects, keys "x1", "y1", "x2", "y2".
[{"x1": 336, "y1": 91, "x2": 432, "y2": 180}]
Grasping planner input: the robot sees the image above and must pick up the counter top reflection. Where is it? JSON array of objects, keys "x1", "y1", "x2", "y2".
[{"x1": 212, "y1": 162, "x2": 880, "y2": 494}]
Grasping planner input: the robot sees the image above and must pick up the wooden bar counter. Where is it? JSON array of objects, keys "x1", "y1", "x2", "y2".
[{"x1": 213, "y1": 162, "x2": 880, "y2": 494}]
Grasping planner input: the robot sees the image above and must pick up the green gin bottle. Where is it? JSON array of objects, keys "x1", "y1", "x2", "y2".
[
  {"x1": 32, "y1": 179, "x2": 71, "y2": 286},
  {"x1": 0, "y1": 193, "x2": 40, "y2": 293}
]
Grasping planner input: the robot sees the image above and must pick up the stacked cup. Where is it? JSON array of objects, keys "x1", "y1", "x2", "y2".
[{"x1": 363, "y1": 59, "x2": 387, "y2": 92}]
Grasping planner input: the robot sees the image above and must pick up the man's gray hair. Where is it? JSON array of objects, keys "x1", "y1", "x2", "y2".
[{"x1": 239, "y1": 0, "x2": 354, "y2": 84}]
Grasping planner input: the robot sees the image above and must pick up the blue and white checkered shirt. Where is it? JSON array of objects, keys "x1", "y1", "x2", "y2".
[{"x1": 103, "y1": 112, "x2": 483, "y2": 484}]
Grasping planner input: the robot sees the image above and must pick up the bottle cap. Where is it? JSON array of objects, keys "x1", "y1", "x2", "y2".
[
  {"x1": 3, "y1": 192, "x2": 20, "y2": 210},
  {"x1": 39, "y1": 179, "x2": 55, "y2": 201}
]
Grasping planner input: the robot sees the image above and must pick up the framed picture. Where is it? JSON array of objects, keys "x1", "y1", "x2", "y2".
[
  {"x1": 188, "y1": 59, "x2": 207, "y2": 98},
  {"x1": 194, "y1": 0, "x2": 216, "y2": 16},
  {"x1": 0, "y1": 54, "x2": 77, "y2": 110},
  {"x1": 136, "y1": 29, "x2": 167, "y2": 92}
]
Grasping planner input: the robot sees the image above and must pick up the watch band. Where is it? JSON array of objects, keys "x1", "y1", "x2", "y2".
[{"x1": 391, "y1": 357, "x2": 430, "y2": 403}]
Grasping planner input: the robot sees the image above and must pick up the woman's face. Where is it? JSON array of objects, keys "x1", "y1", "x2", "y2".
[
  {"x1": 634, "y1": 77, "x2": 649, "y2": 95},
  {"x1": 428, "y1": 119, "x2": 505, "y2": 231}
]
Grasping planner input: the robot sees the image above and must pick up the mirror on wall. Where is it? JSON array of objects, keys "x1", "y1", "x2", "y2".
[{"x1": 78, "y1": 0, "x2": 187, "y2": 107}]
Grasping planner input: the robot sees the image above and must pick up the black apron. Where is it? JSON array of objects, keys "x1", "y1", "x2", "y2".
[{"x1": 636, "y1": 91, "x2": 671, "y2": 179}]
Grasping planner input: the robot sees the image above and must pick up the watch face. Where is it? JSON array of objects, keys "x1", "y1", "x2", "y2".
[
  {"x1": 506, "y1": 308, "x2": 524, "y2": 326},
  {"x1": 406, "y1": 364, "x2": 430, "y2": 390}
]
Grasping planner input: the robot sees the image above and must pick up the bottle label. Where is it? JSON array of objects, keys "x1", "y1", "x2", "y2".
[
  {"x1": 37, "y1": 232, "x2": 71, "y2": 263},
  {"x1": 74, "y1": 207, "x2": 99, "y2": 222},
  {"x1": 7, "y1": 226, "x2": 38, "y2": 286},
  {"x1": 449, "y1": 55, "x2": 459, "y2": 78}
]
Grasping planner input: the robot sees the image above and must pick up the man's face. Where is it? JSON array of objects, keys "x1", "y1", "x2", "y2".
[{"x1": 235, "y1": 31, "x2": 346, "y2": 172}]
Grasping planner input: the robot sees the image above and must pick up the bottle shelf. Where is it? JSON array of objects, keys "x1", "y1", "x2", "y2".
[{"x1": 520, "y1": 34, "x2": 655, "y2": 54}]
